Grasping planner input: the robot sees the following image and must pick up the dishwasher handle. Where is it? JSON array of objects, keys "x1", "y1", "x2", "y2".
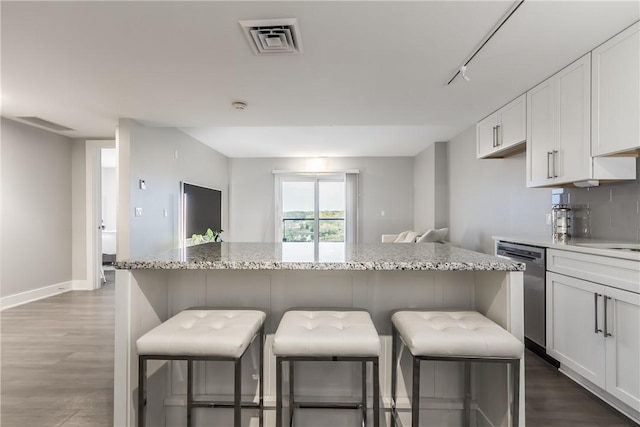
[{"x1": 499, "y1": 250, "x2": 538, "y2": 263}]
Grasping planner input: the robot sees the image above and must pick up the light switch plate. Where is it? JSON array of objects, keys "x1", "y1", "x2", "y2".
[
  {"x1": 139, "y1": 179, "x2": 146, "y2": 190},
  {"x1": 135, "y1": 207, "x2": 143, "y2": 217}
]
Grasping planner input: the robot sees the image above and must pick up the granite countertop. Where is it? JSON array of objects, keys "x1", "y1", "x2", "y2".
[
  {"x1": 115, "y1": 242, "x2": 525, "y2": 271},
  {"x1": 492, "y1": 235, "x2": 640, "y2": 261}
]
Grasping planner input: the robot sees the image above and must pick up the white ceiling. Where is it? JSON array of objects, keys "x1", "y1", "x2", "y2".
[{"x1": 2, "y1": 1, "x2": 638, "y2": 158}]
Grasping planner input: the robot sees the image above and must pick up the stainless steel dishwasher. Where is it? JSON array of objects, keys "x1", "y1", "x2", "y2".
[{"x1": 496, "y1": 241, "x2": 559, "y2": 366}]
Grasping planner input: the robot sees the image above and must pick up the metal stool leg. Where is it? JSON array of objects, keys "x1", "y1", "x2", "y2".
[
  {"x1": 234, "y1": 358, "x2": 242, "y2": 427},
  {"x1": 187, "y1": 360, "x2": 194, "y2": 427},
  {"x1": 289, "y1": 361, "x2": 295, "y2": 427},
  {"x1": 412, "y1": 356, "x2": 420, "y2": 427},
  {"x1": 361, "y1": 361, "x2": 367, "y2": 427},
  {"x1": 259, "y1": 327, "x2": 264, "y2": 427},
  {"x1": 373, "y1": 358, "x2": 380, "y2": 427},
  {"x1": 512, "y1": 359, "x2": 520, "y2": 427},
  {"x1": 138, "y1": 356, "x2": 146, "y2": 427},
  {"x1": 276, "y1": 358, "x2": 283, "y2": 427},
  {"x1": 464, "y1": 361, "x2": 471, "y2": 427},
  {"x1": 391, "y1": 326, "x2": 398, "y2": 427}
]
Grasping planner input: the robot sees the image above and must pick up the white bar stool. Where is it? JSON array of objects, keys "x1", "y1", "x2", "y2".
[
  {"x1": 390, "y1": 310, "x2": 523, "y2": 427},
  {"x1": 273, "y1": 310, "x2": 381, "y2": 427},
  {"x1": 136, "y1": 309, "x2": 266, "y2": 427}
]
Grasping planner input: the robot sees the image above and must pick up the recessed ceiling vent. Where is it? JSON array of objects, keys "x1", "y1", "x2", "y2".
[
  {"x1": 15, "y1": 116, "x2": 74, "y2": 131},
  {"x1": 239, "y1": 18, "x2": 303, "y2": 55}
]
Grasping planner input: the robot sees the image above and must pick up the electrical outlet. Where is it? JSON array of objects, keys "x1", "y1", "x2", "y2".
[
  {"x1": 163, "y1": 209, "x2": 168, "y2": 218},
  {"x1": 545, "y1": 213, "x2": 552, "y2": 225},
  {"x1": 139, "y1": 179, "x2": 146, "y2": 190},
  {"x1": 135, "y1": 207, "x2": 143, "y2": 217}
]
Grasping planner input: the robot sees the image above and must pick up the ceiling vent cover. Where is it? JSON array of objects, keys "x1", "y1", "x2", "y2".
[
  {"x1": 239, "y1": 18, "x2": 303, "y2": 55},
  {"x1": 15, "y1": 116, "x2": 74, "y2": 132}
]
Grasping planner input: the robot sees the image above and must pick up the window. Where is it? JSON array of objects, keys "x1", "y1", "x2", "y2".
[
  {"x1": 281, "y1": 178, "x2": 345, "y2": 242},
  {"x1": 274, "y1": 172, "x2": 359, "y2": 245}
]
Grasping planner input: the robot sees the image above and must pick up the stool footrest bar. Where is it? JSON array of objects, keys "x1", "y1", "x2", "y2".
[
  {"x1": 295, "y1": 402, "x2": 364, "y2": 410},
  {"x1": 191, "y1": 401, "x2": 261, "y2": 409}
]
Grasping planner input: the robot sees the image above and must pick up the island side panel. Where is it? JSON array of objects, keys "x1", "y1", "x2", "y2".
[
  {"x1": 474, "y1": 270, "x2": 525, "y2": 427},
  {"x1": 114, "y1": 269, "x2": 170, "y2": 427}
]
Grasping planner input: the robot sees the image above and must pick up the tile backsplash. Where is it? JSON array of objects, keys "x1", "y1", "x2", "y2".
[{"x1": 552, "y1": 158, "x2": 640, "y2": 242}]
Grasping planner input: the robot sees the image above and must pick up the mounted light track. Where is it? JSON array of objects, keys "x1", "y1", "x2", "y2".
[{"x1": 447, "y1": 0, "x2": 525, "y2": 85}]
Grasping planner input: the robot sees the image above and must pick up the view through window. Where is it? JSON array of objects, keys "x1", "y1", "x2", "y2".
[{"x1": 281, "y1": 178, "x2": 345, "y2": 242}]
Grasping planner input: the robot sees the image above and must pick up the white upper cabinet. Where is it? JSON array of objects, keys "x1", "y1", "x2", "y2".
[
  {"x1": 592, "y1": 22, "x2": 640, "y2": 157},
  {"x1": 527, "y1": 53, "x2": 636, "y2": 188},
  {"x1": 476, "y1": 94, "x2": 526, "y2": 159}
]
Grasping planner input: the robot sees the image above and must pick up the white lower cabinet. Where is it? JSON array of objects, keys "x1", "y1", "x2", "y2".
[
  {"x1": 605, "y1": 286, "x2": 640, "y2": 409},
  {"x1": 547, "y1": 251, "x2": 640, "y2": 414},
  {"x1": 546, "y1": 272, "x2": 606, "y2": 387}
]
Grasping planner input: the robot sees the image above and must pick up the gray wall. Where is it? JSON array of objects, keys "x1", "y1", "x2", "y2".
[
  {"x1": 1, "y1": 118, "x2": 73, "y2": 297},
  {"x1": 229, "y1": 157, "x2": 414, "y2": 243},
  {"x1": 446, "y1": 125, "x2": 552, "y2": 254},
  {"x1": 556, "y1": 158, "x2": 640, "y2": 242},
  {"x1": 121, "y1": 120, "x2": 229, "y2": 258},
  {"x1": 414, "y1": 141, "x2": 449, "y2": 233}
]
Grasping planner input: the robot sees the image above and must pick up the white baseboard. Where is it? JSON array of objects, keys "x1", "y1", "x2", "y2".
[
  {"x1": 560, "y1": 365, "x2": 640, "y2": 424},
  {"x1": 1, "y1": 281, "x2": 73, "y2": 311},
  {"x1": 72, "y1": 279, "x2": 93, "y2": 291}
]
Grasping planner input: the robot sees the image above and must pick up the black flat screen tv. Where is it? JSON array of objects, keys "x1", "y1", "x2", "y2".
[{"x1": 181, "y1": 182, "x2": 222, "y2": 238}]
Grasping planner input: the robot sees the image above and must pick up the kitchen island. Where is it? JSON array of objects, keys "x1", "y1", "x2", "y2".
[{"x1": 114, "y1": 242, "x2": 525, "y2": 427}]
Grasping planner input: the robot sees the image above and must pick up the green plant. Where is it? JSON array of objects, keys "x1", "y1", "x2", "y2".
[{"x1": 191, "y1": 228, "x2": 223, "y2": 244}]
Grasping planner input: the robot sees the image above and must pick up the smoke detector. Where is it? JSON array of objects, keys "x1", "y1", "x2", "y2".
[
  {"x1": 232, "y1": 101, "x2": 247, "y2": 111},
  {"x1": 239, "y1": 18, "x2": 303, "y2": 55}
]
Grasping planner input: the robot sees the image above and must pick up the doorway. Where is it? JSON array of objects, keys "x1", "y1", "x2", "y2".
[{"x1": 84, "y1": 140, "x2": 115, "y2": 290}]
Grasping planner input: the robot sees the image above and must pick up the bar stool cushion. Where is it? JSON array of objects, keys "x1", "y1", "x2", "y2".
[
  {"x1": 391, "y1": 311, "x2": 523, "y2": 358},
  {"x1": 273, "y1": 310, "x2": 381, "y2": 357},
  {"x1": 137, "y1": 309, "x2": 266, "y2": 358}
]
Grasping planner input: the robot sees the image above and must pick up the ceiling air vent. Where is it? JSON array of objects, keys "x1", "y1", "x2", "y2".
[
  {"x1": 239, "y1": 18, "x2": 303, "y2": 55},
  {"x1": 16, "y1": 116, "x2": 74, "y2": 132}
]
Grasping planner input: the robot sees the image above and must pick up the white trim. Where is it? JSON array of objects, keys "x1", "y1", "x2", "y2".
[
  {"x1": 0, "y1": 281, "x2": 73, "y2": 311},
  {"x1": 72, "y1": 279, "x2": 93, "y2": 291},
  {"x1": 272, "y1": 169, "x2": 359, "y2": 174},
  {"x1": 560, "y1": 365, "x2": 640, "y2": 424}
]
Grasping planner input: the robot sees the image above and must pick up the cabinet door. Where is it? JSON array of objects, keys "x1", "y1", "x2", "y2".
[
  {"x1": 592, "y1": 22, "x2": 640, "y2": 156},
  {"x1": 499, "y1": 94, "x2": 526, "y2": 149},
  {"x1": 547, "y1": 272, "x2": 606, "y2": 388},
  {"x1": 526, "y1": 79, "x2": 555, "y2": 187},
  {"x1": 476, "y1": 112, "x2": 499, "y2": 158},
  {"x1": 605, "y1": 286, "x2": 640, "y2": 409},
  {"x1": 554, "y1": 53, "x2": 591, "y2": 184}
]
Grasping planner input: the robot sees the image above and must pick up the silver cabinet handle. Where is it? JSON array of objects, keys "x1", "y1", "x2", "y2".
[
  {"x1": 594, "y1": 293, "x2": 602, "y2": 334},
  {"x1": 547, "y1": 152, "x2": 553, "y2": 179},
  {"x1": 604, "y1": 296, "x2": 612, "y2": 337},
  {"x1": 553, "y1": 150, "x2": 559, "y2": 178},
  {"x1": 496, "y1": 125, "x2": 501, "y2": 146},
  {"x1": 492, "y1": 126, "x2": 497, "y2": 147}
]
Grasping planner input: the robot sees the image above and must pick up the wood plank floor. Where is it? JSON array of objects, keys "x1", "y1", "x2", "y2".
[
  {"x1": 1, "y1": 272, "x2": 637, "y2": 426},
  {"x1": 1, "y1": 272, "x2": 114, "y2": 427}
]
